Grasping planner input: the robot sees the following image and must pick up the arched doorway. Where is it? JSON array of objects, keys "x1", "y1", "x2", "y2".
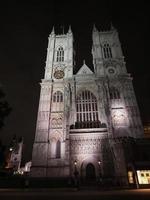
[{"x1": 86, "y1": 163, "x2": 96, "y2": 180}]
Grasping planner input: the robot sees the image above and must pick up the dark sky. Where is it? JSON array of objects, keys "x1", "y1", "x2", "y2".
[{"x1": 0, "y1": 1, "x2": 149, "y2": 162}]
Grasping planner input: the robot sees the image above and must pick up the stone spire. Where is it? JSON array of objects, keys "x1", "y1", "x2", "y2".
[
  {"x1": 50, "y1": 26, "x2": 55, "y2": 35},
  {"x1": 68, "y1": 25, "x2": 72, "y2": 34},
  {"x1": 93, "y1": 23, "x2": 98, "y2": 32},
  {"x1": 110, "y1": 22, "x2": 115, "y2": 31}
]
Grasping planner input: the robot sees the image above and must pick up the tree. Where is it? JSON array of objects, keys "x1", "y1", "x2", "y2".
[{"x1": 0, "y1": 87, "x2": 11, "y2": 129}]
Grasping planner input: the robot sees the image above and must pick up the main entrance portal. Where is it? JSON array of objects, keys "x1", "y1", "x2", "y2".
[{"x1": 86, "y1": 163, "x2": 96, "y2": 180}]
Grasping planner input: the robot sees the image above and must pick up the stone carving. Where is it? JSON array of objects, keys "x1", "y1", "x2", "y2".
[
  {"x1": 70, "y1": 138, "x2": 101, "y2": 154},
  {"x1": 51, "y1": 117, "x2": 63, "y2": 128},
  {"x1": 50, "y1": 130, "x2": 63, "y2": 141},
  {"x1": 112, "y1": 109, "x2": 128, "y2": 127}
]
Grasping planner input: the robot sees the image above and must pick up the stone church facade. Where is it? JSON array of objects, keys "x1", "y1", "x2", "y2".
[{"x1": 31, "y1": 25, "x2": 143, "y2": 185}]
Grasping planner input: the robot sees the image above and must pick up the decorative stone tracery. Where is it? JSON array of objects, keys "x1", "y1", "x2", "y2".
[{"x1": 70, "y1": 138, "x2": 101, "y2": 154}]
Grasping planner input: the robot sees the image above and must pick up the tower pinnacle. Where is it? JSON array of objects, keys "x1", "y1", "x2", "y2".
[
  {"x1": 110, "y1": 22, "x2": 115, "y2": 31},
  {"x1": 50, "y1": 26, "x2": 55, "y2": 35},
  {"x1": 68, "y1": 25, "x2": 72, "y2": 34},
  {"x1": 93, "y1": 24, "x2": 98, "y2": 32}
]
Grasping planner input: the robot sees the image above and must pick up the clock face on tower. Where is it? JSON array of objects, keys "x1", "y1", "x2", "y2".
[
  {"x1": 106, "y1": 66, "x2": 116, "y2": 76},
  {"x1": 54, "y1": 69, "x2": 64, "y2": 79}
]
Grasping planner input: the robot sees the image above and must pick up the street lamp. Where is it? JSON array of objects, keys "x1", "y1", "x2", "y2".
[
  {"x1": 74, "y1": 160, "x2": 79, "y2": 188},
  {"x1": 74, "y1": 160, "x2": 78, "y2": 176},
  {"x1": 98, "y1": 161, "x2": 101, "y2": 175},
  {"x1": 9, "y1": 147, "x2": 13, "y2": 151},
  {"x1": 74, "y1": 160, "x2": 77, "y2": 166},
  {"x1": 98, "y1": 160, "x2": 102, "y2": 185}
]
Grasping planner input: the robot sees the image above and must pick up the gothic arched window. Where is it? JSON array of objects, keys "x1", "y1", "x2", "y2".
[
  {"x1": 76, "y1": 90, "x2": 99, "y2": 122},
  {"x1": 103, "y1": 43, "x2": 112, "y2": 59},
  {"x1": 110, "y1": 87, "x2": 120, "y2": 99},
  {"x1": 56, "y1": 140, "x2": 61, "y2": 158},
  {"x1": 53, "y1": 91, "x2": 63, "y2": 102},
  {"x1": 56, "y1": 46, "x2": 64, "y2": 62}
]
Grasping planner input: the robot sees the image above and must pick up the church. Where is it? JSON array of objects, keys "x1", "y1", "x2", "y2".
[{"x1": 31, "y1": 25, "x2": 144, "y2": 186}]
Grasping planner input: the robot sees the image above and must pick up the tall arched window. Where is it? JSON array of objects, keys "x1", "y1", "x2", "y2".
[
  {"x1": 56, "y1": 140, "x2": 61, "y2": 158},
  {"x1": 53, "y1": 91, "x2": 63, "y2": 102},
  {"x1": 76, "y1": 90, "x2": 99, "y2": 122},
  {"x1": 56, "y1": 47, "x2": 64, "y2": 62},
  {"x1": 103, "y1": 43, "x2": 112, "y2": 58},
  {"x1": 109, "y1": 87, "x2": 120, "y2": 99}
]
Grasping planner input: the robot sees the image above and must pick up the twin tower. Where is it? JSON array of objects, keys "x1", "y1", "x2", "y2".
[{"x1": 31, "y1": 25, "x2": 143, "y2": 183}]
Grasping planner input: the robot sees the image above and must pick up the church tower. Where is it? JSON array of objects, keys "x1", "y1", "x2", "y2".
[
  {"x1": 31, "y1": 24, "x2": 143, "y2": 184},
  {"x1": 91, "y1": 25, "x2": 143, "y2": 184},
  {"x1": 92, "y1": 24, "x2": 143, "y2": 138},
  {"x1": 31, "y1": 26, "x2": 73, "y2": 177}
]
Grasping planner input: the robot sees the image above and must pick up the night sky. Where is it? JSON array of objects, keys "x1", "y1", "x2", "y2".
[{"x1": 0, "y1": 1, "x2": 149, "y2": 162}]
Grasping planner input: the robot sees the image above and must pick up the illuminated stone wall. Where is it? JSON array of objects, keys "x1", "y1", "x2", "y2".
[{"x1": 31, "y1": 25, "x2": 143, "y2": 182}]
